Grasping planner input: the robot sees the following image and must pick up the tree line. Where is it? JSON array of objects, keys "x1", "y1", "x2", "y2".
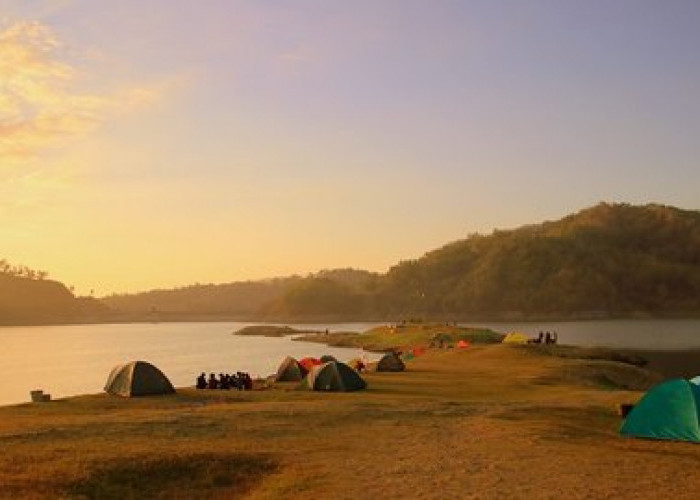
[{"x1": 0, "y1": 259, "x2": 48, "y2": 280}]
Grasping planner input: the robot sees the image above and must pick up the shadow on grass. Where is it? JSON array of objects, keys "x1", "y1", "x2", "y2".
[
  {"x1": 535, "y1": 360, "x2": 661, "y2": 391},
  {"x1": 68, "y1": 452, "x2": 279, "y2": 499},
  {"x1": 494, "y1": 404, "x2": 619, "y2": 440}
]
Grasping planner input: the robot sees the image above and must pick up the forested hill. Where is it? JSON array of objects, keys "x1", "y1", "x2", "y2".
[
  {"x1": 100, "y1": 203, "x2": 700, "y2": 321},
  {"x1": 100, "y1": 269, "x2": 381, "y2": 321},
  {"x1": 377, "y1": 202, "x2": 700, "y2": 319},
  {"x1": 0, "y1": 263, "x2": 107, "y2": 325}
]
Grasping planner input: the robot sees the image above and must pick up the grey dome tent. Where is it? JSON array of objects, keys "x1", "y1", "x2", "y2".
[
  {"x1": 104, "y1": 360, "x2": 175, "y2": 397},
  {"x1": 275, "y1": 356, "x2": 307, "y2": 382},
  {"x1": 307, "y1": 361, "x2": 366, "y2": 392},
  {"x1": 377, "y1": 352, "x2": 405, "y2": 372}
]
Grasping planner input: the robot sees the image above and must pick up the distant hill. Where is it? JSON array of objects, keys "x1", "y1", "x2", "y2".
[
  {"x1": 375, "y1": 202, "x2": 700, "y2": 319},
  {"x1": 102, "y1": 278, "x2": 295, "y2": 319},
  {"x1": 100, "y1": 269, "x2": 380, "y2": 321},
  {"x1": 100, "y1": 203, "x2": 700, "y2": 321},
  {"x1": 0, "y1": 268, "x2": 107, "y2": 325}
]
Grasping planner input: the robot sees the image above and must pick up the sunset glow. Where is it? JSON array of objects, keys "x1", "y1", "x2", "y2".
[{"x1": 2, "y1": 1, "x2": 699, "y2": 294}]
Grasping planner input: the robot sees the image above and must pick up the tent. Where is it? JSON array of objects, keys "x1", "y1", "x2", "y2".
[
  {"x1": 306, "y1": 361, "x2": 366, "y2": 392},
  {"x1": 299, "y1": 357, "x2": 322, "y2": 371},
  {"x1": 320, "y1": 354, "x2": 337, "y2": 363},
  {"x1": 502, "y1": 332, "x2": 530, "y2": 344},
  {"x1": 620, "y1": 378, "x2": 700, "y2": 443},
  {"x1": 457, "y1": 340, "x2": 470, "y2": 349},
  {"x1": 376, "y1": 352, "x2": 405, "y2": 372},
  {"x1": 347, "y1": 357, "x2": 363, "y2": 370},
  {"x1": 104, "y1": 360, "x2": 175, "y2": 397},
  {"x1": 411, "y1": 347, "x2": 426, "y2": 357},
  {"x1": 275, "y1": 356, "x2": 307, "y2": 382}
]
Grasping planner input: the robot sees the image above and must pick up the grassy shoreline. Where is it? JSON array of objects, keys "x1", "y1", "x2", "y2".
[
  {"x1": 3, "y1": 338, "x2": 700, "y2": 497},
  {"x1": 3, "y1": 322, "x2": 700, "y2": 496},
  {"x1": 3, "y1": 311, "x2": 700, "y2": 328}
]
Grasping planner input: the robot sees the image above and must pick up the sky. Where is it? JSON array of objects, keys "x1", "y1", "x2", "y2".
[{"x1": 1, "y1": 0, "x2": 699, "y2": 295}]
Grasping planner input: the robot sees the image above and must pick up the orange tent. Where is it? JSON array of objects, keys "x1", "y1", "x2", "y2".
[
  {"x1": 411, "y1": 347, "x2": 426, "y2": 357},
  {"x1": 299, "y1": 357, "x2": 322, "y2": 371},
  {"x1": 457, "y1": 340, "x2": 470, "y2": 349}
]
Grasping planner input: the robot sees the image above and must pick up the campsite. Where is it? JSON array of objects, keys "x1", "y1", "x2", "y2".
[
  {"x1": 3, "y1": 1, "x2": 700, "y2": 497},
  {"x1": 3, "y1": 327, "x2": 700, "y2": 498}
]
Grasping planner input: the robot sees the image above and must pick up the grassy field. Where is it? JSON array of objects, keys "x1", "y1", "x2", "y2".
[{"x1": 1, "y1": 343, "x2": 699, "y2": 498}]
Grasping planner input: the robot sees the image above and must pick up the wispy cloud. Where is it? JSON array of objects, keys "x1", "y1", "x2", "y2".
[
  {"x1": 0, "y1": 20, "x2": 156, "y2": 162},
  {"x1": 278, "y1": 43, "x2": 315, "y2": 64}
]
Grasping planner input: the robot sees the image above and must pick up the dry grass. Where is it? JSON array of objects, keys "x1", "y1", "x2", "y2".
[{"x1": 1, "y1": 344, "x2": 700, "y2": 498}]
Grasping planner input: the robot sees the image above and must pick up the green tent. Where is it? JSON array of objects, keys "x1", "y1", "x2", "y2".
[
  {"x1": 307, "y1": 361, "x2": 366, "y2": 392},
  {"x1": 377, "y1": 352, "x2": 405, "y2": 372},
  {"x1": 620, "y1": 378, "x2": 700, "y2": 443},
  {"x1": 275, "y1": 356, "x2": 306, "y2": 382},
  {"x1": 320, "y1": 354, "x2": 337, "y2": 363},
  {"x1": 104, "y1": 360, "x2": 175, "y2": 397}
]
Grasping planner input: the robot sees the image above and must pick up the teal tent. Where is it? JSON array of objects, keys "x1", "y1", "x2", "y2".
[{"x1": 620, "y1": 378, "x2": 700, "y2": 443}]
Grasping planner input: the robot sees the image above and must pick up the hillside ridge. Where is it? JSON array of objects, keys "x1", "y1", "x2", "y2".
[{"x1": 97, "y1": 202, "x2": 700, "y2": 321}]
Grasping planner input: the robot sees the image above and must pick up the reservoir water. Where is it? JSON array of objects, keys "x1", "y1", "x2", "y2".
[{"x1": 1, "y1": 319, "x2": 699, "y2": 407}]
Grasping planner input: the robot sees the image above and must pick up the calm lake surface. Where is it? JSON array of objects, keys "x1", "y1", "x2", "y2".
[{"x1": 1, "y1": 319, "x2": 699, "y2": 407}]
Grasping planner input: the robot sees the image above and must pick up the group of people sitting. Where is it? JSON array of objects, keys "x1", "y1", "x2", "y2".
[
  {"x1": 530, "y1": 331, "x2": 558, "y2": 344},
  {"x1": 196, "y1": 371, "x2": 253, "y2": 391}
]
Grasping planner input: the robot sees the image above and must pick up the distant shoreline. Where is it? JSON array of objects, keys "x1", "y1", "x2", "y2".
[{"x1": 2, "y1": 311, "x2": 700, "y2": 328}]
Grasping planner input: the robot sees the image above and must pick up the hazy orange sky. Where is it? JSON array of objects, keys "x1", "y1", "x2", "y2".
[{"x1": 2, "y1": 1, "x2": 699, "y2": 295}]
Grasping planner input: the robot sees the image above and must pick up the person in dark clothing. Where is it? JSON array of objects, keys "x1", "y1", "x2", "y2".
[
  {"x1": 219, "y1": 373, "x2": 229, "y2": 390},
  {"x1": 241, "y1": 372, "x2": 253, "y2": 390},
  {"x1": 196, "y1": 372, "x2": 207, "y2": 389},
  {"x1": 552, "y1": 331, "x2": 558, "y2": 344},
  {"x1": 208, "y1": 372, "x2": 218, "y2": 389},
  {"x1": 537, "y1": 332, "x2": 544, "y2": 344},
  {"x1": 545, "y1": 332, "x2": 552, "y2": 344},
  {"x1": 231, "y1": 373, "x2": 242, "y2": 390}
]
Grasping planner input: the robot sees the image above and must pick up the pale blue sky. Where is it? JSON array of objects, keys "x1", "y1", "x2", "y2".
[{"x1": 2, "y1": 1, "x2": 699, "y2": 293}]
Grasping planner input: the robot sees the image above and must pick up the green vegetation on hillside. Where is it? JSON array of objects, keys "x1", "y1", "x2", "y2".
[
  {"x1": 375, "y1": 202, "x2": 700, "y2": 318},
  {"x1": 100, "y1": 203, "x2": 700, "y2": 321}
]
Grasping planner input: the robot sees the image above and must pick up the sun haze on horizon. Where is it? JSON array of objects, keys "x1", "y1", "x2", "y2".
[{"x1": 1, "y1": 1, "x2": 699, "y2": 295}]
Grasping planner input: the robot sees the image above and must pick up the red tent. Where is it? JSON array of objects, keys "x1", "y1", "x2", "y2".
[
  {"x1": 411, "y1": 347, "x2": 426, "y2": 357},
  {"x1": 299, "y1": 357, "x2": 322, "y2": 371},
  {"x1": 457, "y1": 340, "x2": 470, "y2": 349}
]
